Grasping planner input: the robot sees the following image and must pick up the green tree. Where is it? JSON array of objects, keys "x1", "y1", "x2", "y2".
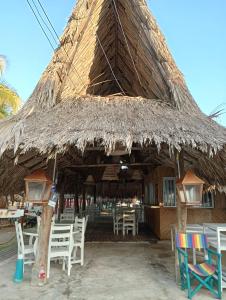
[{"x1": 0, "y1": 55, "x2": 21, "y2": 118}]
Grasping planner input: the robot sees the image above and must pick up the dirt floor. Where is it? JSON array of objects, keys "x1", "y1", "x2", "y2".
[{"x1": 0, "y1": 241, "x2": 225, "y2": 300}]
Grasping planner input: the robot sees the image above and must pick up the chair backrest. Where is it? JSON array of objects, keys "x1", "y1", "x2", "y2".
[
  {"x1": 85, "y1": 215, "x2": 89, "y2": 231},
  {"x1": 15, "y1": 221, "x2": 25, "y2": 256},
  {"x1": 123, "y1": 212, "x2": 135, "y2": 223},
  {"x1": 60, "y1": 212, "x2": 74, "y2": 222},
  {"x1": 74, "y1": 217, "x2": 86, "y2": 242},
  {"x1": 176, "y1": 233, "x2": 208, "y2": 249},
  {"x1": 49, "y1": 224, "x2": 73, "y2": 254}
]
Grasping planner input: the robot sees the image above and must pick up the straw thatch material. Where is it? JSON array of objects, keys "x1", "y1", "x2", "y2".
[
  {"x1": 0, "y1": 96, "x2": 225, "y2": 156},
  {"x1": 0, "y1": 0, "x2": 226, "y2": 190}
]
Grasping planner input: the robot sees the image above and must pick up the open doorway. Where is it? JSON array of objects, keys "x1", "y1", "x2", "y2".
[{"x1": 55, "y1": 147, "x2": 160, "y2": 242}]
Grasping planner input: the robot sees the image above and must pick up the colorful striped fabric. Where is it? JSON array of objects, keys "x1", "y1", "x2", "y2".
[
  {"x1": 176, "y1": 233, "x2": 208, "y2": 249},
  {"x1": 188, "y1": 262, "x2": 215, "y2": 277}
]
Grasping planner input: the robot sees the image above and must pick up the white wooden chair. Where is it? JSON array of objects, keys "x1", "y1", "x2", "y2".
[
  {"x1": 85, "y1": 215, "x2": 89, "y2": 231},
  {"x1": 15, "y1": 221, "x2": 36, "y2": 270},
  {"x1": 47, "y1": 224, "x2": 73, "y2": 278},
  {"x1": 123, "y1": 212, "x2": 136, "y2": 236},
  {"x1": 113, "y1": 210, "x2": 123, "y2": 235},
  {"x1": 60, "y1": 212, "x2": 74, "y2": 223},
  {"x1": 71, "y1": 217, "x2": 86, "y2": 266}
]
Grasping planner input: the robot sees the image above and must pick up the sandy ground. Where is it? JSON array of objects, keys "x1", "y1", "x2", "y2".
[
  {"x1": 0, "y1": 227, "x2": 15, "y2": 243},
  {"x1": 0, "y1": 241, "x2": 225, "y2": 300}
]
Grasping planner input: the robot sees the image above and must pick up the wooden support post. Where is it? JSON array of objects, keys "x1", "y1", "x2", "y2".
[
  {"x1": 82, "y1": 185, "x2": 86, "y2": 211},
  {"x1": 58, "y1": 189, "x2": 64, "y2": 221},
  {"x1": 31, "y1": 160, "x2": 55, "y2": 285},
  {"x1": 31, "y1": 204, "x2": 54, "y2": 285},
  {"x1": 174, "y1": 149, "x2": 187, "y2": 285},
  {"x1": 175, "y1": 149, "x2": 187, "y2": 233},
  {"x1": 94, "y1": 184, "x2": 97, "y2": 204},
  {"x1": 75, "y1": 186, "x2": 79, "y2": 213}
]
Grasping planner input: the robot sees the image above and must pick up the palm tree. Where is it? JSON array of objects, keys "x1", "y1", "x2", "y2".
[{"x1": 0, "y1": 55, "x2": 21, "y2": 119}]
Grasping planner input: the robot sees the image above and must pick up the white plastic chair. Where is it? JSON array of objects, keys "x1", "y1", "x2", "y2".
[
  {"x1": 15, "y1": 221, "x2": 36, "y2": 269},
  {"x1": 47, "y1": 224, "x2": 73, "y2": 278},
  {"x1": 71, "y1": 217, "x2": 86, "y2": 266}
]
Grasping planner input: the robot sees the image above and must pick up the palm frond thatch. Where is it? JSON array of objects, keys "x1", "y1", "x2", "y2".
[{"x1": 0, "y1": 0, "x2": 226, "y2": 190}]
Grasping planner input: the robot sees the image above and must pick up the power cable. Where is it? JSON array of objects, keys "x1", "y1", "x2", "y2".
[
  {"x1": 26, "y1": 0, "x2": 84, "y2": 91},
  {"x1": 34, "y1": 0, "x2": 86, "y2": 88},
  {"x1": 111, "y1": 0, "x2": 142, "y2": 88},
  {"x1": 30, "y1": 0, "x2": 59, "y2": 46},
  {"x1": 89, "y1": 18, "x2": 125, "y2": 95},
  {"x1": 26, "y1": 0, "x2": 56, "y2": 52},
  {"x1": 36, "y1": 0, "x2": 125, "y2": 94}
]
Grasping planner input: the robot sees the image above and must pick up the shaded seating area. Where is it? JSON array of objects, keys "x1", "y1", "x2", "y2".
[{"x1": 15, "y1": 215, "x2": 87, "y2": 278}]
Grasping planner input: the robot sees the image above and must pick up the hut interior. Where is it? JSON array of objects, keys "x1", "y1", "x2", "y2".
[
  {"x1": 1, "y1": 142, "x2": 226, "y2": 240},
  {"x1": 1, "y1": 0, "x2": 226, "y2": 240}
]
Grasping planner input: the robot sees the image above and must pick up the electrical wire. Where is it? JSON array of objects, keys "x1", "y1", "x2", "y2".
[
  {"x1": 26, "y1": 0, "x2": 85, "y2": 90},
  {"x1": 89, "y1": 19, "x2": 125, "y2": 95},
  {"x1": 111, "y1": 0, "x2": 142, "y2": 88},
  {"x1": 30, "y1": 0, "x2": 59, "y2": 46},
  {"x1": 34, "y1": 0, "x2": 86, "y2": 88},
  {"x1": 28, "y1": 0, "x2": 125, "y2": 94},
  {"x1": 36, "y1": 0, "x2": 61, "y2": 41},
  {"x1": 36, "y1": 0, "x2": 125, "y2": 94},
  {"x1": 26, "y1": 0, "x2": 56, "y2": 52}
]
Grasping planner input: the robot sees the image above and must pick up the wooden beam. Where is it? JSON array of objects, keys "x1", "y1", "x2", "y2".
[
  {"x1": 65, "y1": 162, "x2": 155, "y2": 168},
  {"x1": 84, "y1": 146, "x2": 142, "y2": 151}
]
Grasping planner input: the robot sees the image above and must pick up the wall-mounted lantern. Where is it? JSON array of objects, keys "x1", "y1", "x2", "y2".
[
  {"x1": 24, "y1": 170, "x2": 52, "y2": 204},
  {"x1": 176, "y1": 170, "x2": 204, "y2": 206}
]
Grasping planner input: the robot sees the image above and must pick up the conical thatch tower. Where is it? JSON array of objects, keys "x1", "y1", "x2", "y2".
[{"x1": 0, "y1": 0, "x2": 226, "y2": 193}]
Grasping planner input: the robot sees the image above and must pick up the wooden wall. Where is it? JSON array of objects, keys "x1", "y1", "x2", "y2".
[{"x1": 144, "y1": 166, "x2": 226, "y2": 240}]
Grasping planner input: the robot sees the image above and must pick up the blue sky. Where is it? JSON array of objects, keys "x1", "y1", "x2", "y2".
[{"x1": 1, "y1": 1, "x2": 226, "y2": 126}]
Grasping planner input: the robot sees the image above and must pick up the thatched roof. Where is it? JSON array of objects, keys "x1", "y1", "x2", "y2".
[
  {"x1": 0, "y1": 0, "x2": 226, "y2": 190},
  {"x1": 0, "y1": 96, "x2": 225, "y2": 155}
]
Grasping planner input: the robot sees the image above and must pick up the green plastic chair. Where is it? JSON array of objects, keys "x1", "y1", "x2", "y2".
[{"x1": 176, "y1": 233, "x2": 222, "y2": 299}]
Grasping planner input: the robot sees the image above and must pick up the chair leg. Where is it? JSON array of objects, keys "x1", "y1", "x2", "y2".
[
  {"x1": 73, "y1": 246, "x2": 78, "y2": 262},
  {"x1": 186, "y1": 272, "x2": 192, "y2": 299},
  {"x1": 47, "y1": 258, "x2": 50, "y2": 279},
  {"x1": 81, "y1": 246, "x2": 84, "y2": 266},
  {"x1": 62, "y1": 257, "x2": 66, "y2": 271},
  {"x1": 68, "y1": 256, "x2": 71, "y2": 276}
]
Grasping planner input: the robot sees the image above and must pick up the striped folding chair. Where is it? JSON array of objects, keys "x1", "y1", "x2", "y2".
[{"x1": 176, "y1": 233, "x2": 222, "y2": 299}]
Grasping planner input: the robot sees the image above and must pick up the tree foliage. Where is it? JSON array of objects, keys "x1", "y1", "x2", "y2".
[{"x1": 0, "y1": 55, "x2": 21, "y2": 119}]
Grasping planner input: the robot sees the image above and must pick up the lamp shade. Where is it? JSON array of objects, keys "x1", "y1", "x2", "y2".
[
  {"x1": 84, "y1": 175, "x2": 95, "y2": 185},
  {"x1": 102, "y1": 166, "x2": 119, "y2": 181},
  {"x1": 24, "y1": 170, "x2": 52, "y2": 203},
  {"x1": 176, "y1": 170, "x2": 205, "y2": 206}
]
